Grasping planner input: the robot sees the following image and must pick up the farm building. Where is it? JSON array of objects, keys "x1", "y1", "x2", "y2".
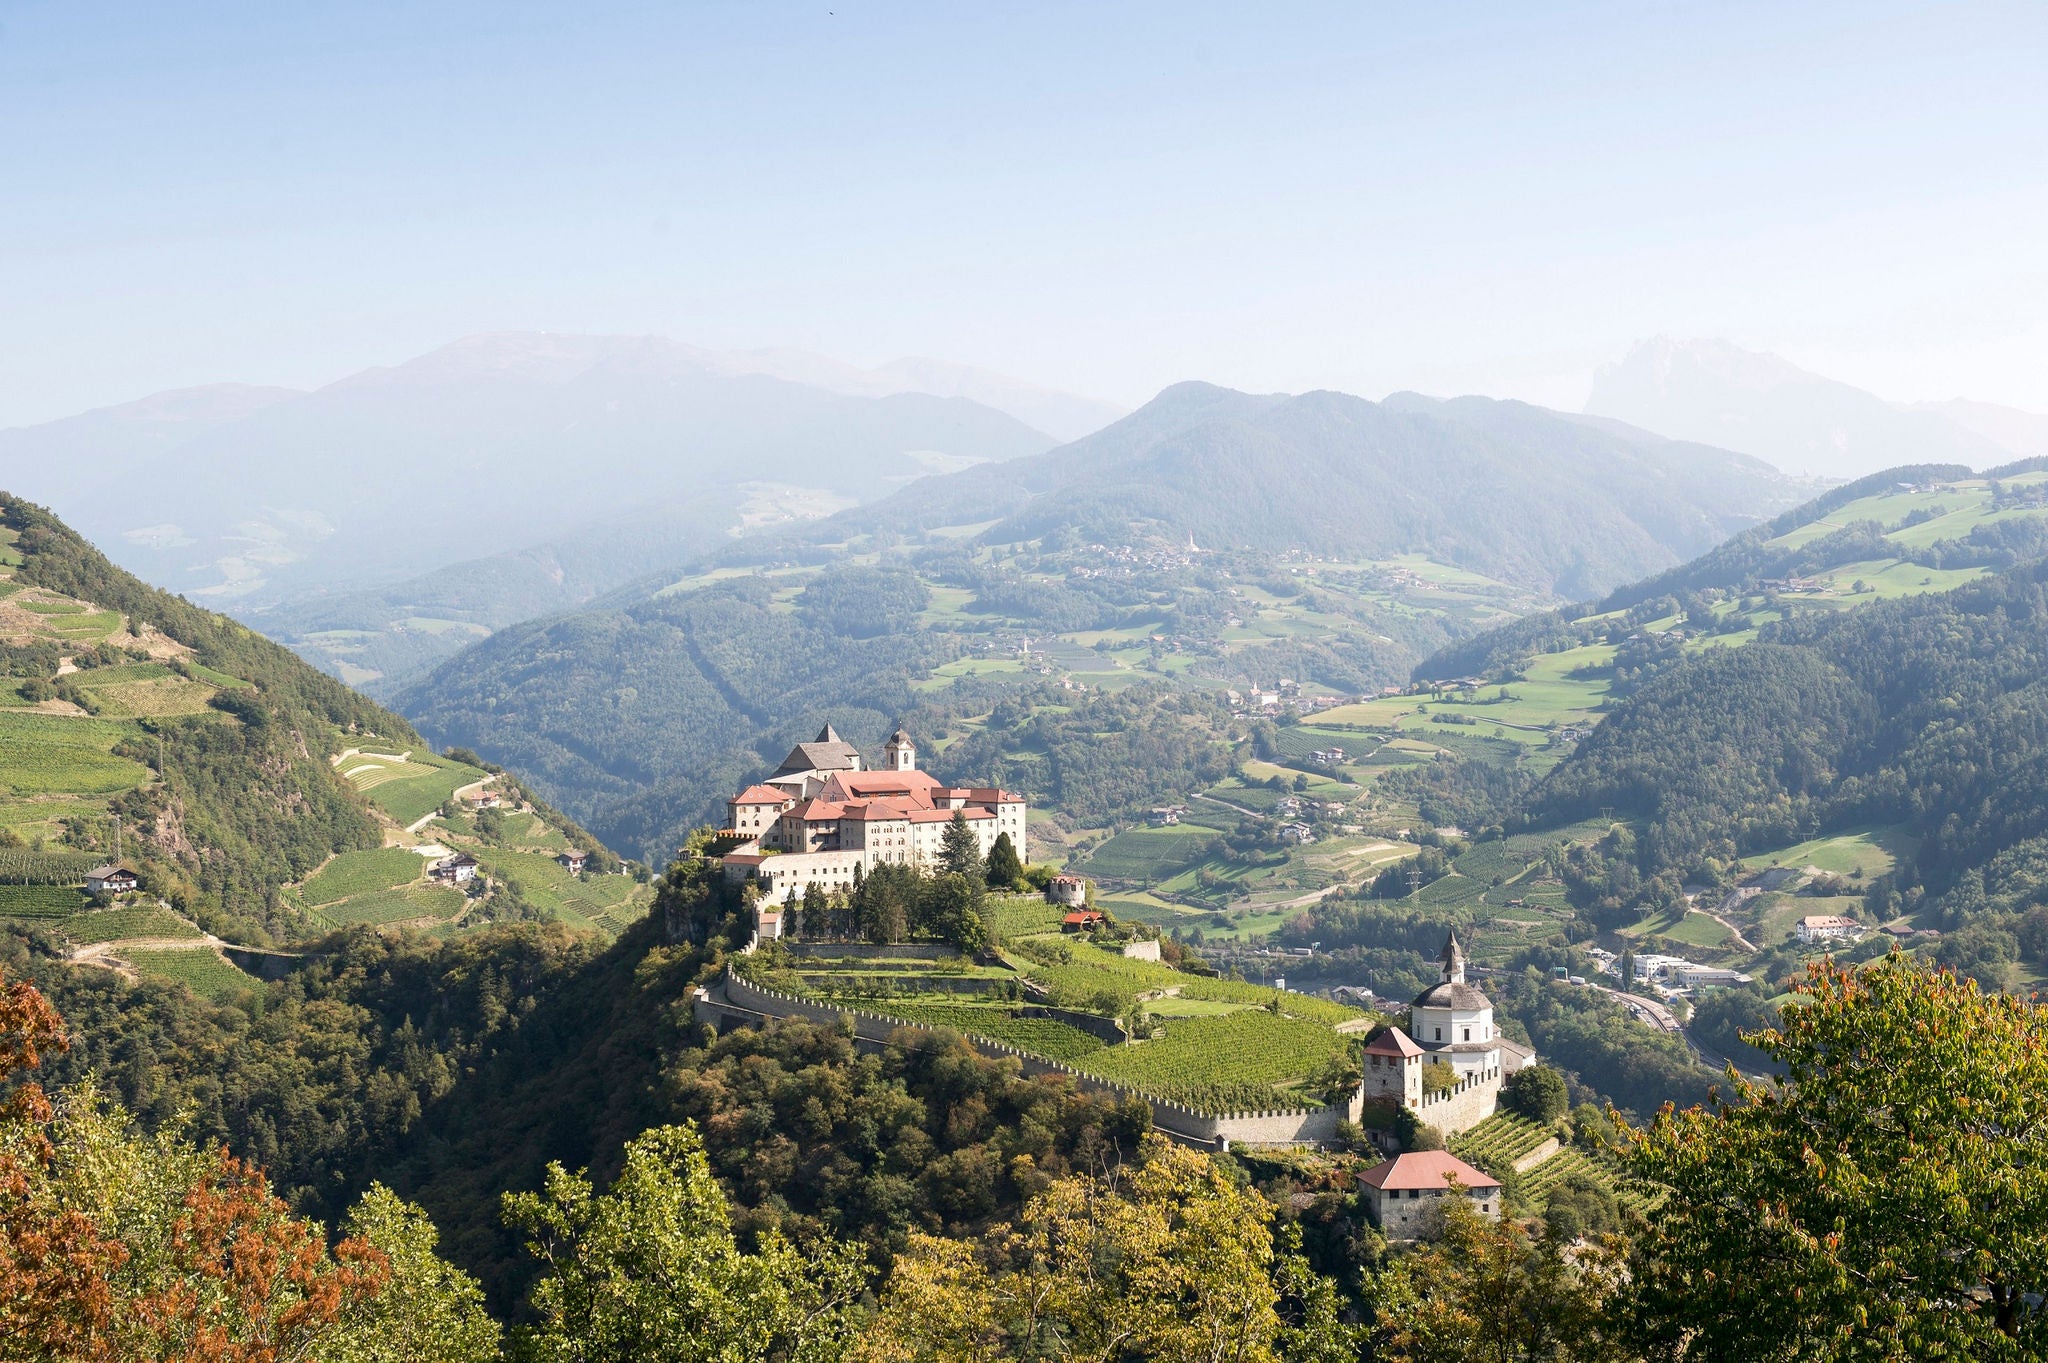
[
  {"x1": 1061, "y1": 909, "x2": 1106, "y2": 933},
  {"x1": 85, "y1": 864, "x2": 140, "y2": 894},
  {"x1": 430, "y1": 852, "x2": 479, "y2": 885},
  {"x1": 558, "y1": 848, "x2": 589, "y2": 874},
  {"x1": 1359, "y1": 1151, "x2": 1500, "y2": 1239}
]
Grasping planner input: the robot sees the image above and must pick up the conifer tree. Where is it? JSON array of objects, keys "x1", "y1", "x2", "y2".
[
  {"x1": 940, "y1": 811, "x2": 985, "y2": 885},
  {"x1": 985, "y1": 831, "x2": 1024, "y2": 890}
]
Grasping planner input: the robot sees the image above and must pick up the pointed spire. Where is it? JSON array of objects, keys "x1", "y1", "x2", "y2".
[
  {"x1": 1440, "y1": 930, "x2": 1466, "y2": 984},
  {"x1": 816, "y1": 723, "x2": 841, "y2": 743}
]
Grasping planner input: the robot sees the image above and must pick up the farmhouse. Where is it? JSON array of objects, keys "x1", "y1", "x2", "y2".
[
  {"x1": 716, "y1": 729, "x2": 1027, "y2": 899},
  {"x1": 1359, "y1": 1151, "x2": 1501, "y2": 1240},
  {"x1": 1062, "y1": 909, "x2": 1106, "y2": 933},
  {"x1": 430, "y1": 852, "x2": 479, "y2": 885},
  {"x1": 85, "y1": 864, "x2": 140, "y2": 895},
  {"x1": 557, "y1": 848, "x2": 589, "y2": 874}
]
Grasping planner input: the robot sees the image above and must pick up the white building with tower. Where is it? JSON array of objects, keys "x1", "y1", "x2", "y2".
[{"x1": 1360, "y1": 931, "x2": 1538, "y2": 1138}]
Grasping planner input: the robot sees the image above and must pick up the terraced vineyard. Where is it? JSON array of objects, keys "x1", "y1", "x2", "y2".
[
  {"x1": 0, "y1": 883, "x2": 90, "y2": 918},
  {"x1": 297, "y1": 847, "x2": 426, "y2": 905},
  {"x1": 858, "y1": 1001, "x2": 1110, "y2": 1061},
  {"x1": 1451, "y1": 1111, "x2": 1557, "y2": 1174},
  {"x1": 340, "y1": 751, "x2": 487, "y2": 825},
  {"x1": 1075, "y1": 1009, "x2": 1353, "y2": 1112},
  {"x1": 58, "y1": 905, "x2": 203, "y2": 943},
  {"x1": 119, "y1": 947, "x2": 259, "y2": 1001}
]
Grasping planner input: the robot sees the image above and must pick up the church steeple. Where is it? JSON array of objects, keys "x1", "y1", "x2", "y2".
[{"x1": 1439, "y1": 930, "x2": 1467, "y2": 985}]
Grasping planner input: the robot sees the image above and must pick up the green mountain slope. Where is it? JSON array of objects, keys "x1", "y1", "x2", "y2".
[
  {"x1": 399, "y1": 383, "x2": 1808, "y2": 861},
  {"x1": 0, "y1": 494, "x2": 645, "y2": 982}
]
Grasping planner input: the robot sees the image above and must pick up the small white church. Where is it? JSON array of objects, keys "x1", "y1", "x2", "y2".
[{"x1": 1361, "y1": 931, "x2": 1537, "y2": 1138}]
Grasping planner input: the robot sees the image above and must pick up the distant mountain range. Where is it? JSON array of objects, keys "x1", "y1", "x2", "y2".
[
  {"x1": 1586, "y1": 337, "x2": 2048, "y2": 479},
  {"x1": 702, "y1": 381, "x2": 1811, "y2": 599},
  {"x1": 0, "y1": 333, "x2": 1123, "y2": 686}
]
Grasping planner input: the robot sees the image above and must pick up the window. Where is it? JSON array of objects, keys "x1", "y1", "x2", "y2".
[
  {"x1": 1434, "y1": 1027, "x2": 1442, "y2": 1041},
  {"x1": 1463, "y1": 1028, "x2": 1470, "y2": 1042}
]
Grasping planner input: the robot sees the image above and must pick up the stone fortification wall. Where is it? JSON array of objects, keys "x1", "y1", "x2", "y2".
[
  {"x1": 798, "y1": 973, "x2": 1014, "y2": 997},
  {"x1": 709, "y1": 970, "x2": 1356, "y2": 1149},
  {"x1": 1417, "y1": 1067, "x2": 1502, "y2": 1138}
]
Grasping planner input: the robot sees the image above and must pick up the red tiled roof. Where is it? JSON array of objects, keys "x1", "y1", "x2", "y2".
[
  {"x1": 1363, "y1": 1027, "x2": 1424, "y2": 1058},
  {"x1": 732, "y1": 785, "x2": 791, "y2": 804},
  {"x1": 1359, "y1": 1152, "x2": 1499, "y2": 1192},
  {"x1": 1062, "y1": 910, "x2": 1104, "y2": 924},
  {"x1": 789, "y1": 799, "x2": 847, "y2": 821},
  {"x1": 908, "y1": 807, "x2": 992, "y2": 823}
]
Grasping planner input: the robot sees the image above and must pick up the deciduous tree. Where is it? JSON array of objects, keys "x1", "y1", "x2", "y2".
[{"x1": 1623, "y1": 954, "x2": 2048, "y2": 1359}]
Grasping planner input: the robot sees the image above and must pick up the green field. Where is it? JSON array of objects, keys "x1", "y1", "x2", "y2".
[
  {"x1": 1743, "y1": 827, "x2": 1911, "y2": 880},
  {"x1": 297, "y1": 847, "x2": 426, "y2": 905},
  {"x1": 122, "y1": 947, "x2": 259, "y2": 1001},
  {"x1": 1079, "y1": 824, "x2": 1221, "y2": 881}
]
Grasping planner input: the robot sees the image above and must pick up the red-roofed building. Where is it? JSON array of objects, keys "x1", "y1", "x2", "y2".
[
  {"x1": 727, "y1": 785, "x2": 794, "y2": 839},
  {"x1": 1062, "y1": 909, "x2": 1106, "y2": 932},
  {"x1": 717, "y1": 729, "x2": 1029, "y2": 909},
  {"x1": 1359, "y1": 1152, "x2": 1500, "y2": 1238}
]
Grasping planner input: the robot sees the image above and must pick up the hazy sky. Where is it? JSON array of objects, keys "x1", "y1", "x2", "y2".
[{"x1": 3, "y1": 0, "x2": 2045, "y2": 427}]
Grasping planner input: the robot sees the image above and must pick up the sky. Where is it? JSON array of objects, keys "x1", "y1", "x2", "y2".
[{"x1": 3, "y1": 0, "x2": 2046, "y2": 428}]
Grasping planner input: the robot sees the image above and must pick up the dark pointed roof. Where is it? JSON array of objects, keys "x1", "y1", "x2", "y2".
[
  {"x1": 774, "y1": 724, "x2": 864, "y2": 776},
  {"x1": 888, "y1": 728, "x2": 913, "y2": 744}
]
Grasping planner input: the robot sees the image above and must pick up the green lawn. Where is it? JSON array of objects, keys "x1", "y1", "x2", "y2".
[{"x1": 1743, "y1": 827, "x2": 1912, "y2": 881}]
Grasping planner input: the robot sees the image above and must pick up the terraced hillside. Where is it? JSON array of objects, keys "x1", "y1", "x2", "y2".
[{"x1": 0, "y1": 494, "x2": 649, "y2": 1000}]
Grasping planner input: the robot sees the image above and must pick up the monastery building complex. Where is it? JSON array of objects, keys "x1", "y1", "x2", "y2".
[{"x1": 719, "y1": 726, "x2": 1027, "y2": 901}]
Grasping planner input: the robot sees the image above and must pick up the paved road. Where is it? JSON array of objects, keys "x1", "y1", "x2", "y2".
[{"x1": 1589, "y1": 982, "x2": 1742, "y2": 1075}]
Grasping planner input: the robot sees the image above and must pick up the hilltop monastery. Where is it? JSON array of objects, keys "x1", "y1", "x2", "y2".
[{"x1": 719, "y1": 726, "x2": 1027, "y2": 901}]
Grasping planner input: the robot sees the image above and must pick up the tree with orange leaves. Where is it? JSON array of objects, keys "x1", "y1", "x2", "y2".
[{"x1": 0, "y1": 967, "x2": 496, "y2": 1363}]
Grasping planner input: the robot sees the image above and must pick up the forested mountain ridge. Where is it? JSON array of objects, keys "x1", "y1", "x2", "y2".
[
  {"x1": 1417, "y1": 457, "x2": 2048, "y2": 681},
  {"x1": 399, "y1": 382, "x2": 1810, "y2": 861},
  {"x1": 0, "y1": 494, "x2": 634, "y2": 966}
]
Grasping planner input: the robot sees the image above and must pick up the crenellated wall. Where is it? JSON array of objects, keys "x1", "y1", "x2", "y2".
[{"x1": 1416, "y1": 1065, "x2": 1502, "y2": 1139}]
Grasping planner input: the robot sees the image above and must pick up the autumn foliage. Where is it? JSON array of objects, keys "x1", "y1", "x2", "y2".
[{"x1": 0, "y1": 969, "x2": 390, "y2": 1363}]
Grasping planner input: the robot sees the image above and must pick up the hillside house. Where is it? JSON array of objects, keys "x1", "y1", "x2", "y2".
[
  {"x1": 85, "y1": 865, "x2": 139, "y2": 895},
  {"x1": 468, "y1": 791, "x2": 504, "y2": 810},
  {"x1": 1797, "y1": 914, "x2": 1863, "y2": 945},
  {"x1": 431, "y1": 852, "x2": 479, "y2": 885},
  {"x1": 557, "y1": 848, "x2": 589, "y2": 874},
  {"x1": 1360, "y1": 1151, "x2": 1501, "y2": 1239},
  {"x1": 1062, "y1": 909, "x2": 1106, "y2": 933}
]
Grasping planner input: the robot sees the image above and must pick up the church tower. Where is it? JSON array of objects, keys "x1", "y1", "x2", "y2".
[{"x1": 884, "y1": 729, "x2": 917, "y2": 772}]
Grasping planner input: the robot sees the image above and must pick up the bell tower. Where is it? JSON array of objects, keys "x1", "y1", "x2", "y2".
[{"x1": 884, "y1": 729, "x2": 917, "y2": 772}]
